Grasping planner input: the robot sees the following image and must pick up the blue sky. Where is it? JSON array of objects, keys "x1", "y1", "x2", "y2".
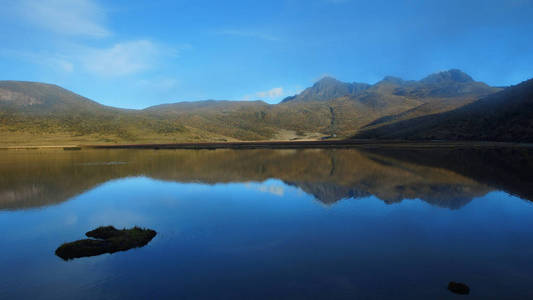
[{"x1": 1, "y1": 0, "x2": 532, "y2": 108}]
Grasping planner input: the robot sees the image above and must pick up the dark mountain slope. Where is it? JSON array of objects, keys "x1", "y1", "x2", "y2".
[{"x1": 354, "y1": 78, "x2": 533, "y2": 142}]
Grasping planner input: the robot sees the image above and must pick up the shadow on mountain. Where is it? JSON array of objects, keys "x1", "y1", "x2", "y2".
[
  {"x1": 355, "y1": 78, "x2": 533, "y2": 142},
  {"x1": 0, "y1": 147, "x2": 531, "y2": 210}
]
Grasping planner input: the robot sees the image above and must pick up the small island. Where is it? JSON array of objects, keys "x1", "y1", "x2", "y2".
[{"x1": 55, "y1": 226, "x2": 157, "y2": 260}]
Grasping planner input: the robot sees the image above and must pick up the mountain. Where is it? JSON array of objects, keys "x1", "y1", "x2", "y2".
[
  {"x1": 0, "y1": 70, "x2": 505, "y2": 145},
  {"x1": 281, "y1": 76, "x2": 371, "y2": 102},
  {"x1": 144, "y1": 100, "x2": 277, "y2": 140},
  {"x1": 395, "y1": 69, "x2": 496, "y2": 98},
  {"x1": 283, "y1": 69, "x2": 495, "y2": 103},
  {"x1": 0, "y1": 81, "x2": 225, "y2": 145},
  {"x1": 420, "y1": 68, "x2": 474, "y2": 84},
  {"x1": 278, "y1": 69, "x2": 499, "y2": 136},
  {"x1": 0, "y1": 81, "x2": 115, "y2": 114},
  {"x1": 354, "y1": 78, "x2": 533, "y2": 142}
]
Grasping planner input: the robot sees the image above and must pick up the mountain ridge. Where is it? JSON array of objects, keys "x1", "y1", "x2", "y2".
[
  {"x1": 0, "y1": 69, "x2": 518, "y2": 145},
  {"x1": 281, "y1": 69, "x2": 494, "y2": 104}
]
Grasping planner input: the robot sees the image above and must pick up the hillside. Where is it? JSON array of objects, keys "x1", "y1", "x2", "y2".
[
  {"x1": 144, "y1": 100, "x2": 278, "y2": 140},
  {"x1": 0, "y1": 81, "x2": 112, "y2": 113},
  {"x1": 0, "y1": 70, "x2": 502, "y2": 145},
  {"x1": 354, "y1": 78, "x2": 533, "y2": 142},
  {"x1": 279, "y1": 69, "x2": 499, "y2": 135},
  {"x1": 0, "y1": 81, "x2": 225, "y2": 144},
  {"x1": 145, "y1": 69, "x2": 498, "y2": 140}
]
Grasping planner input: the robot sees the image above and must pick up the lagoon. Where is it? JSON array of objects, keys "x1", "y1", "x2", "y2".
[{"x1": 1, "y1": 148, "x2": 532, "y2": 299}]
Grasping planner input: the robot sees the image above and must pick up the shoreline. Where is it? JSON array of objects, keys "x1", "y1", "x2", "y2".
[{"x1": 1, "y1": 140, "x2": 532, "y2": 150}]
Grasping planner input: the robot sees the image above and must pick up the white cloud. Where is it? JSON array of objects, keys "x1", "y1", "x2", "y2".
[
  {"x1": 1, "y1": 39, "x2": 174, "y2": 77},
  {"x1": 246, "y1": 87, "x2": 284, "y2": 100},
  {"x1": 0, "y1": 48, "x2": 74, "y2": 72},
  {"x1": 80, "y1": 40, "x2": 166, "y2": 77},
  {"x1": 17, "y1": 0, "x2": 110, "y2": 37},
  {"x1": 257, "y1": 87, "x2": 284, "y2": 98}
]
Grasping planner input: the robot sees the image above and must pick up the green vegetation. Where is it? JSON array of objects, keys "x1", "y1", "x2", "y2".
[
  {"x1": 0, "y1": 69, "x2": 504, "y2": 146},
  {"x1": 55, "y1": 226, "x2": 157, "y2": 260},
  {"x1": 0, "y1": 81, "x2": 231, "y2": 145}
]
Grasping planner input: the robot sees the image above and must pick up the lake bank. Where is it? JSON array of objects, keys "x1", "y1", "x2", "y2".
[{"x1": 2, "y1": 140, "x2": 533, "y2": 150}]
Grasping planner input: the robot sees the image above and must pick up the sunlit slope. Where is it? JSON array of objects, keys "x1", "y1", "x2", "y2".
[
  {"x1": 145, "y1": 69, "x2": 500, "y2": 139},
  {"x1": 0, "y1": 69, "x2": 501, "y2": 145},
  {"x1": 0, "y1": 81, "x2": 228, "y2": 144}
]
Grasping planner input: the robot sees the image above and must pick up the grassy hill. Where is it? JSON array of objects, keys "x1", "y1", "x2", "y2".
[
  {"x1": 0, "y1": 81, "x2": 230, "y2": 145},
  {"x1": 354, "y1": 78, "x2": 533, "y2": 142},
  {"x1": 0, "y1": 69, "x2": 504, "y2": 145},
  {"x1": 145, "y1": 69, "x2": 499, "y2": 140}
]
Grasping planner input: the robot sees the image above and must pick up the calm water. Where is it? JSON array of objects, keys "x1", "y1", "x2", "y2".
[{"x1": 1, "y1": 147, "x2": 533, "y2": 299}]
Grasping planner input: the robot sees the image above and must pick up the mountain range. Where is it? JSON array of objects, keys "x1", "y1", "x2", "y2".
[{"x1": 1, "y1": 69, "x2": 531, "y2": 145}]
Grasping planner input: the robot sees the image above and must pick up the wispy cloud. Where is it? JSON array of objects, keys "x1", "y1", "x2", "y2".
[
  {"x1": 256, "y1": 87, "x2": 284, "y2": 98},
  {"x1": 0, "y1": 48, "x2": 75, "y2": 73},
  {"x1": 2, "y1": 39, "x2": 176, "y2": 77},
  {"x1": 80, "y1": 40, "x2": 166, "y2": 77},
  {"x1": 216, "y1": 29, "x2": 279, "y2": 41},
  {"x1": 17, "y1": 0, "x2": 110, "y2": 37},
  {"x1": 244, "y1": 87, "x2": 284, "y2": 100}
]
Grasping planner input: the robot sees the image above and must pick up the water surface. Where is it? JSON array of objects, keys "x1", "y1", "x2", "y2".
[{"x1": 1, "y1": 148, "x2": 532, "y2": 299}]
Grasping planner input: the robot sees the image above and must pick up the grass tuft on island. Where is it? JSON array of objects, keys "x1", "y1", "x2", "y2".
[{"x1": 55, "y1": 226, "x2": 157, "y2": 260}]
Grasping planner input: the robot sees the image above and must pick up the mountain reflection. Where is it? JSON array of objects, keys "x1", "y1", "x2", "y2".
[{"x1": 0, "y1": 147, "x2": 531, "y2": 210}]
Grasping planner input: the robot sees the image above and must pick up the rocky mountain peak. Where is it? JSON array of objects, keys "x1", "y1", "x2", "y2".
[{"x1": 420, "y1": 69, "x2": 474, "y2": 84}]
